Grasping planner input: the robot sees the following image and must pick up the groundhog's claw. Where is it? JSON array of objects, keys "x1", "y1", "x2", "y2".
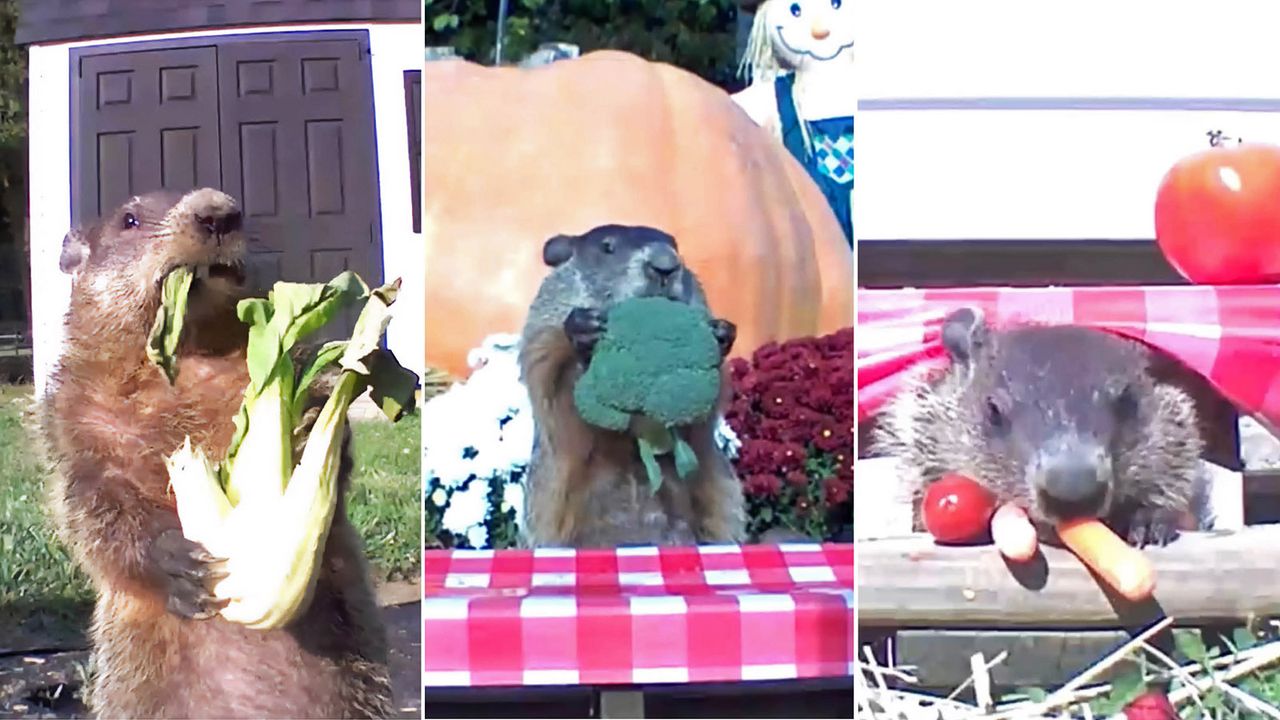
[
  {"x1": 710, "y1": 318, "x2": 736, "y2": 358},
  {"x1": 564, "y1": 307, "x2": 606, "y2": 362},
  {"x1": 1125, "y1": 507, "x2": 1181, "y2": 548},
  {"x1": 151, "y1": 528, "x2": 228, "y2": 620}
]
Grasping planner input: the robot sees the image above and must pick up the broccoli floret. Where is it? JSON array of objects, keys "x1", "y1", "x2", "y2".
[{"x1": 573, "y1": 296, "x2": 722, "y2": 433}]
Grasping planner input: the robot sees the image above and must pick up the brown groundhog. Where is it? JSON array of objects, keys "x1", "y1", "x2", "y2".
[
  {"x1": 518, "y1": 224, "x2": 747, "y2": 547},
  {"x1": 38, "y1": 189, "x2": 392, "y2": 718},
  {"x1": 872, "y1": 307, "x2": 1205, "y2": 547}
]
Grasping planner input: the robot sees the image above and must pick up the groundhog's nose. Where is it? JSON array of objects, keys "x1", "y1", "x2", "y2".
[
  {"x1": 647, "y1": 244, "x2": 681, "y2": 277},
  {"x1": 1040, "y1": 452, "x2": 1108, "y2": 505},
  {"x1": 195, "y1": 210, "x2": 242, "y2": 238}
]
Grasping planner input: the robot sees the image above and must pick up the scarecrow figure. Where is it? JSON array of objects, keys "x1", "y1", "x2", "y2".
[{"x1": 733, "y1": 0, "x2": 853, "y2": 245}]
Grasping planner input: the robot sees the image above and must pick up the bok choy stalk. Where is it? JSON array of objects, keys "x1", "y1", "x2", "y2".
[{"x1": 161, "y1": 272, "x2": 417, "y2": 630}]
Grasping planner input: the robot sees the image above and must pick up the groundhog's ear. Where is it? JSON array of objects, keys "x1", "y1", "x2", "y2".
[
  {"x1": 542, "y1": 234, "x2": 574, "y2": 267},
  {"x1": 941, "y1": 307, "x2": 988, "y2": 367},
  {"x1": 58, "y1": 229, "x2": 89, "y2": 274}
]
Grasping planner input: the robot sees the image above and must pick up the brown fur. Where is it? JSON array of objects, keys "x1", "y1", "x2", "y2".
[
  {"x1": 37, "y1": 189, "x2": 392, "y2": 719},
  {"x1": 518, "y1": 225, "x2": 746, "y2": 547},
  {"x1": 872, "y1": 308, "x2": 1205, "y2": 545}
]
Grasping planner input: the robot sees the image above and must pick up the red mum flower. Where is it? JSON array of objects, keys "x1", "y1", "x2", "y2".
[
  {"x1": 824, "y1": 476, "x2": 852, "y2": 506},
  {"x1": 728, "y1": 357, "x2": 751, "y2": 381},
  {"x1": 802, "y1": 385, "x2": 835, "y2": 413},
  {"x1": 785, "y1": 470, "x2": 810, "y2": 489},
  {"x1": 813, "y1": 420, "x2": 845, "y2": 453},
  {"x1": 773, "y1": 442, "x2": 809, "y2": 474},
  {"x1": 744, "y1": 474, "x2": 783, "y2": 498}
]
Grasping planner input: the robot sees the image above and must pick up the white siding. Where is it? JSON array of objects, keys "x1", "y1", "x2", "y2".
[
  {"x1": 27, "y1": 22, "x2": 423, "y2": 396},
  {"x1": 854, "y1": 0, "x2": 1280, "y2": 242}
]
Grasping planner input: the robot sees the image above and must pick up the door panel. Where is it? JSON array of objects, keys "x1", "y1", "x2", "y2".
[
  {"x1": 75, "y1": 47, "x2": 221, "y2": 223},
  {"x1": 217, "y1": 37, "x2": 381, "y2": 339}
]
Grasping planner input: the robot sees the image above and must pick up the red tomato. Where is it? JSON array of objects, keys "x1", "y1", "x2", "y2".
[
  {"x1": 922, "y1": 474, "x2": 997, "y2": 543},
  {"x1": 1123, "y1": 690, "x2": 1177, "y2": 720},
  {"x1": 1155, "y1": 140, "x2": 1280, "y2": 284}
]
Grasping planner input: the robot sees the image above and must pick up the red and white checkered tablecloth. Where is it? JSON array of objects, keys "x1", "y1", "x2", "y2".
[
  {"x1": 857, "y1": 285, "x2": 1280, "y2": 428},
  {"x1": 421, "y1": 543, "x2": 854, "y2": 687}
]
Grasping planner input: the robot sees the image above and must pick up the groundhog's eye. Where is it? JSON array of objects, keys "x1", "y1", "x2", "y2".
[
  {"x1": 831, "y1": 0, "x2": 842, "y2": 8},
  {"x1": 602, "y1": 238, "x2": 615, "y2": 254},
  {"x1": 985, "y1": 398, "x2": 1006, "y2": 430},
  {"x1": 122, "y1": 213, "x2": 139, "y2": 230},
  {"x1": 790, "y1": 2, "x2": 802, "y2": 16}
]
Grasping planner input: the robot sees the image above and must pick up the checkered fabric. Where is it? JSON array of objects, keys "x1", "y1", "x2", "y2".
[
  {"x1": 857, "y1": 285, "x2": 1280, "y2": 427},
  {"x1": 422, "y1": 543, "x2": 854, "y2": 687},
  {"x1": 814, "y1": 128, "x2": 853, "y2": 184}
]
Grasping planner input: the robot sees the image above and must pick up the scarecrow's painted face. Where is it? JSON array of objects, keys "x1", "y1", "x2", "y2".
[{"x1": 766, "y1": 0, "x2": 853, "y2": 70}]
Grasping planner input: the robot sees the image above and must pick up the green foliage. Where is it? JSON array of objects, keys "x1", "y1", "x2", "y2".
[
  {"x1": 423, "y1": 0, "x2": 745, "y2": 90},
  {"x1": 0, "y1": 0, "x2": 25, "y2": 147}
]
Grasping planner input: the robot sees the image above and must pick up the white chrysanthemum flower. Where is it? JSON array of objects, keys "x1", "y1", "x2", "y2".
[
  {"x1": 441, "y1": 481, "x2": 489, "y2": 533},
  {"x1": 465, "y1": 524, "x2": 489, "y2": 549},
  {"x1": 502, "y1": 481, "x2": 525, "y2": 528},
  {"x1": 716, "y1": 417, "x2": 741, "y2": 459}
]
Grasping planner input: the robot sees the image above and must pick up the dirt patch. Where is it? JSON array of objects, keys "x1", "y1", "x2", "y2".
[{"x1": 0, "y1": 601, "x2": 422, "y2": 719}]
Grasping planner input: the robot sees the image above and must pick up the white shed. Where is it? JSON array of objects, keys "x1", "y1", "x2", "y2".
[{"x1": 17, "y1": 1, "x2": 424, "y2": 396}]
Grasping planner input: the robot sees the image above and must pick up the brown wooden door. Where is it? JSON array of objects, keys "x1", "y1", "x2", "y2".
[
  {"x1": 74, "y1": 47, "x2": 221, "y2": 222},
  {"x1": 217, "y1": 37, "x2": 382, "y2": 339},
  {"x1": 72, "y1": 32, "x2": 383, "y2": 341}
]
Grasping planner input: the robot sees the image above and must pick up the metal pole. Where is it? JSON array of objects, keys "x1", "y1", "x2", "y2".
[{"x1": 495, "y1": 0, "x2": 510, "y2": 65}]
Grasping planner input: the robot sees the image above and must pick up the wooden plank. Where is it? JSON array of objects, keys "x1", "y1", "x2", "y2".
[
  {"x1": 858, "y1": 527, "x2": 1280, "y2": 627},
  {"x1": 894, "y1": 630, "x2": 1133, "y2": 690},
  {"x1": 598, "y1": 690, "x2": 645, "y2": 719}
]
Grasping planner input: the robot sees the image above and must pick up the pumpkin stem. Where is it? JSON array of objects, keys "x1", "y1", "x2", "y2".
[{"x1": 1207, "y1": 130, "x2": 1244, "y2": 147}]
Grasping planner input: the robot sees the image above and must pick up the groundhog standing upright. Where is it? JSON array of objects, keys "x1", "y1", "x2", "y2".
[
  {"x1": 38, "y1": 189, "x2": 392, "y2": 718},
  {"x1": 874, "y1": 307, "x2": 1205, "y2": 547},
  {"x1": 519, "y1": 225, "x2": 747, "y2": 547}
]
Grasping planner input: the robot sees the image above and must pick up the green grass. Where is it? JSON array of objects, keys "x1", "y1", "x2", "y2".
[
  {"x1": 0, "y1": 383, "x2": 420, "y2": 645},
  {"x1": 348, "y1": 410, "x2": 421, "y2": 582}
]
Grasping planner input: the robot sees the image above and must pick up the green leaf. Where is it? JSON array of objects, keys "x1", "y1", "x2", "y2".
[
  {"x1": 1010, "y1": 687, "x2": 1047, "y2": 703},
  {"x1": 637, "y1": 437, "x2": 663, "y2": 495},
  {"x1": 293, "y1": 341, "x2": 349, "y2": 417},
  {"x1": 673, "y1": 435, "x2": 698, "y2": 480},
  {"x1": 246, "y1": 324, "x2": 284, "y2": 393},
  {"x1": 431, "y1": 13, "x2": 459, "y2": 32},
  {"x1": 1106, "y1": 665, "x2": 1146, "y2": 708},
  {"x1": 1232, "y1": 627, "x2": 1259, "y2": 652},
  {"x1": 272, "y1": 272, "x2": 367, "y2": 352},
  {"x1": 237, "y1": 297, "x2": 271, "y2": 327},
  {"x1": 146, "y1": 266, "x2": 193, "y2": 384},
  {"x1": 1175, "y1": 629, "x2": 1209, "y2": 663},
  {"x1": 365, "y1": 348, "x2": 420, "y2": 423}
]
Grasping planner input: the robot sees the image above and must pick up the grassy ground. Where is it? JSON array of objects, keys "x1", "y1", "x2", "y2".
[{"x1": 0, "y1": 383, "x2": 420, "y2": 647}]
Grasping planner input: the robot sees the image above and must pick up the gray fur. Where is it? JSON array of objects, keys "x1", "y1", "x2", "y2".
[{"x1": 872, "y1": 308, "x2": 1204, "y2": 543}]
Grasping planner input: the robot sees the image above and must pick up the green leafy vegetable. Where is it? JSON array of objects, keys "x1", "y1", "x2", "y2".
[
  {"x1": 572, "y1": 296, "x2": 721, "y2": 494},
  {"x1": 147, "y1": 267, "x2": 194, "y2": 384},
  {"x1": 163, "y1": 272, "x2": 418, "y2": 630}
]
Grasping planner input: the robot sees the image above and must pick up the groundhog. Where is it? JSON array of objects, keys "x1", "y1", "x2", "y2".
[
  {"x1": 37, "y1": 189, "x2": 392, "y2": 719},
  {"x1": 873, "y1": 307, "x2": 1205, "y2": 548},
  {"x1": 518, "y1": 224, "x2": 747, "y2": 547}
]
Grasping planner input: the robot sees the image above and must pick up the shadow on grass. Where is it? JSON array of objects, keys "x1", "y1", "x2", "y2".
[{"x1": 0, "y1": 598, "x2": 91, "y2": 654}]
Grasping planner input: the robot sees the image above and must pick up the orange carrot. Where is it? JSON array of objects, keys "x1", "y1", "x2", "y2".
[
  {"x1": 1057, "y1": 518, "x2": 1156, "y2": 601},
  {"x1": 991, "y1": 503, "x2": 1038, "y2": 562}
]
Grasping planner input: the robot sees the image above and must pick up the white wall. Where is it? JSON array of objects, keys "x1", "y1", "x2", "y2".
[
  {"x1": 854, "y1": 0, "x2": 1280, "y2": 241},
  {"x1": 28, "y1": 22, "x2": 423, "y2": 397}
]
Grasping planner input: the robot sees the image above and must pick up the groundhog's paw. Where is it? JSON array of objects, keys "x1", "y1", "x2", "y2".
[
  {"x1": 150, "y1": 528, "x2": 229, "y2": 620},
  {"x1": 564, "y1": 308, "x2": 606, "y2": 361},
  {"x1": 1125, "y1": 507, "x2": 1182, "y2": 548},
  {"x1": 709, "y1": 318, "x2": 736, "y2": 358}
]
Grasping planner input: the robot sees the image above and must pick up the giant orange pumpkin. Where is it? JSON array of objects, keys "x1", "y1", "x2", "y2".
[{"x1": 423, "y1": 50, "x2": 853, "y2": 379}]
